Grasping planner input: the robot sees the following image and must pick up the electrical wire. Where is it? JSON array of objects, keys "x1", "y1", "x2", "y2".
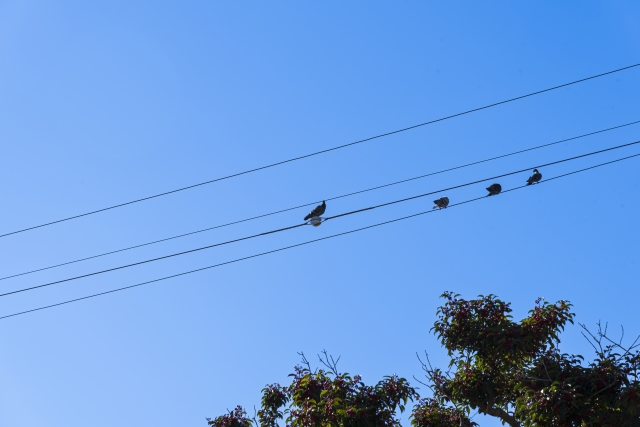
[
  {"x1": 2, "y1": 140, "x2": 639, "y2": 298},
  {"x1": 1, "y1": 152, "x2": 637, "y2": 321},
  {"x1": 1, "y1": 64, "x2": 638, "y2": 240},
  {"x1": 2, "y1": 119, "x2": 638, "y2": 282}
]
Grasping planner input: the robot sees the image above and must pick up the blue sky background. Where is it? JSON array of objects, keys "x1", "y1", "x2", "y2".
[{"x1": 0, "y1": 2, "x2": 639, "y2": 426}]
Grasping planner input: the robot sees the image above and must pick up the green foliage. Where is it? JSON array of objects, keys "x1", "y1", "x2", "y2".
[
  {"x1": 423, "y1": 292, "x2": 640, "y2": 427},
  {"x1": 515, "y1": 340, "x2": 640, "y2": 426},
  {"x1": 410, "y1": 398, "x2": 476, "y2": 427},
  {"x1": 207, "y1": 293, "x2": 640, "y2": 427},
  {"x1": 258, "y1": 384, "x2": 288, "y2": 427},
  {"x1": 207, "y1": 406, "x2": 253, "y2": 427},
  {"x1": 282, "y1": 364, "x2": 418, "y2": 427}
]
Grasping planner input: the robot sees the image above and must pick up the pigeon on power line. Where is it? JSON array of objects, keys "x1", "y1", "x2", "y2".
[
  {"x1": 526, "y1": 168, "x2": 542, "y2": 185},
  {"x1": 304, "y1": 201, "x2": 326, "y2": 221},
  {"x1": 433, "y1": 197, "x2": 449, "y2": 209},
  {"x1": 486, "y1": 183, "x2": 502, "y2": 197}
]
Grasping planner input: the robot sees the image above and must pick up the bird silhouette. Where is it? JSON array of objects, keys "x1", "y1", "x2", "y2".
[
  {"x1": 433, "y1": 197, "x2": 449, "y2": 209},
  {"x1": 304, "y1": 201, "x2": 326, "y2": 221},
  {"x1": 526, "y1": 168, "x2": 542, "y2": 185},
  {"x1": 486, "y1": 183, "x2": 502, "y2": 197}
]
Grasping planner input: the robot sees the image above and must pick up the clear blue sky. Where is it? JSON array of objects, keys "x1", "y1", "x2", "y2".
[{"x1": 0, "y1": 2, "x2": 639, "y2": 426}]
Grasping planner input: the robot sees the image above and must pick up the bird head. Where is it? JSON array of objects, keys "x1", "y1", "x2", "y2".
[{"x1": 533, "y1": 168, "x2": 539, "y2": 173}]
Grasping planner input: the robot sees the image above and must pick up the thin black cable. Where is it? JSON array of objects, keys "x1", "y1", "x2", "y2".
[
  {"x1": 2, "y1": 140, "x2": 638, "y2": 298},
  {"x1": 321, "y1": 139, "x2": 640, "y2": 222},
  {"x1": 3, "y1": 119, "x2": 638, "y2": 282},
  {"x1": 2, "y1": 64, "x2": 638, "y2": 240},
  {"x1": 0, "y1": 222, "x2": 308, "y2": 297},
  {"x1": 2, "y1": 153, "x2": 637, "y2": 321}
]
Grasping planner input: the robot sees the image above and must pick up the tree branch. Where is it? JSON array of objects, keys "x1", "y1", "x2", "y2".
[
  {"x1": 478, "y1": 390, "x2": 521, "y2": 427},
  {"x1": 318, "y1": 349, "x2": 341, "y2": 374},
  {"x1": 479, "y1": 403, "x2": 521, "y2": 427}
]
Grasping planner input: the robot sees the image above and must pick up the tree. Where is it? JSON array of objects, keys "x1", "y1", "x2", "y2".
[
  {"x1": 421, "y1": 292, "x2": 640, "y2": 427},
  {"x1": 207, "y1": 351, "x2": 422, "y2": 427},
  {"x1": 207, "y1": 293, "x2": 640, "y2": 427}
]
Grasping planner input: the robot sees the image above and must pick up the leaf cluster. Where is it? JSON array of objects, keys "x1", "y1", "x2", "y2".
[
  {"x1": 207, "y1": 351, "x2": 427, "y2": 427},
  {"x1": 424, "y1": 292, "x2": 639, "y2": 427},
  {"x1": 427, "y1": 293, "x2": 573, "y2": 416},
  {"x1": 207, "y1": 406, "x2": 253, "y2": 427},
  {"x1": 410, "y1": 398, "x2": 476, "y2": 427},
  {"x1": 516, "y1": 324, "x2": 640, "y2": 426},
  {"x1": 279, "y1": 363, "x2": 418, "y2": 427}
]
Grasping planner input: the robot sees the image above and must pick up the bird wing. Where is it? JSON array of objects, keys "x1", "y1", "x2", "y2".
[{"x1": 304, "y1": 203, "x2": 325, "y2": 220}]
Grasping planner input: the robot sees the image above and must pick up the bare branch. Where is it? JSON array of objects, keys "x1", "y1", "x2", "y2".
[
  {"x1": 586, "y1": 378, "x2": 620, "y2": 401},
  {"x1": 522, "y1": 376, "x2": 553, "y2": 382},
  {"x1": 580, "y1": 323, "x2": 604, "y2": 354},
  {"x1": 251, "y1": 405, "x2": 259, "y2": 427},
  {"x1": 582, "y1": 322, "x2": 640, "y2": 360},
  {"x1": 540, "y1": 357, "x2": 552, "y2": 381},
  {"x1": 478, "y1": 401, "x2": 520, "y2": 427},
  {"x1": 412, "y1": 374, "x2": 432, "y2": 389},
  {"x1": 316, "y1": 349, "x2": 341, "y2": 375},
  {"x1": 297, "y1": 351, "x2": 312, "y2": 372}
]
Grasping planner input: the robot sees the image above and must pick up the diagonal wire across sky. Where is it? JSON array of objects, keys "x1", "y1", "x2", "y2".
[
  {"x1": 3, "y1": 140, "x2": 639, "y2": 299},
  {"x1": 2, "y1": 119, "x2": 638, "y2": 282},
  {"x1": 2, "y1": 152, "x2": 638, "y2": 321},
  {"x1": 1, "y1": 63, "x2": 638, "y2": 239}
]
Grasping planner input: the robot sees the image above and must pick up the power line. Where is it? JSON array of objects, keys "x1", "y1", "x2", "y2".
[
  {"x1": 3, "y1": 119, "x2": 638, "y2": 282},
  {"x1": 2, "y1": 64, "x2": 638, "y2": 240},
  {"x1": 321, "y1": 139, "x2": 640, "y2": 221},
  {"x1": 2, "y1": 140, "x2": 639, "y2": 298},
  {"x1": 1, "y1": 153, "x2": 637, "y2": 321}
]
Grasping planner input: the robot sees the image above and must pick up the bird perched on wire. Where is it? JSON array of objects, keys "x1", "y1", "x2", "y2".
[
  {"x1": 526, "y1": 168, "x2": 542, "y2": 185},
  {"x1": 486, "y1": 183, "x2": 502, "y2": 197},
  {"x1": 304, "y1": 201, "x2": 326, "y2": 221},
  {"x1": 433, "y1": 197, "x2": 449, "y2": 209}
]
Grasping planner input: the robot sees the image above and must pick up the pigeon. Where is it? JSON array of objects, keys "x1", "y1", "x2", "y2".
[
  {"x1": 486, "y1": 183, "x2": 502, "y2": 197},
  {"x1": 304, "y1": 201, "x2": 326, "y2": 221},
  {"x1": 433, "y1": 196, "x2": 449, "y2": 209},
  {"x1": 526, "y1": 168, "x2": 542, "y2": 185}
]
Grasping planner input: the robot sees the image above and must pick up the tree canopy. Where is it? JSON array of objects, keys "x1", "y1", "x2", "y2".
[{"x1": 207, "y1": 293, "x2": 640, "y2": 427}]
